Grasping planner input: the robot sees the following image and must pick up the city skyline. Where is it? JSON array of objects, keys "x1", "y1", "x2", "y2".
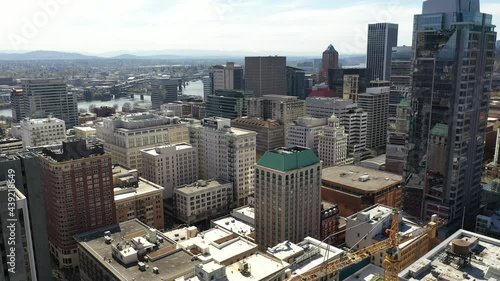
[{"x1": 1, "y1": 0, "x2": 499, "y2": 56}]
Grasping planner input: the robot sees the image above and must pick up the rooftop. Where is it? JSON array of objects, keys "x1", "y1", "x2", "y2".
[
  {"x1": 231, "y1": 118, "x2": 282, "y2": 129},
  {"x1": 322, "y1": 165, "x2": 403, "y2": 193},
  {"x1": 257, "y1": 146, "x2": 320, "y2": 172},
  {"x1": 344, "y1": 264, "x2": 384, "y2": 281},
  {"x1": 232, "y1": 206, "x2": 255, "y2": 220},
  {"x1": 141, "y1": 143, "x2": 195, "y2": 156},
  {"x1": 178, "y1": 227, "x2": 257, "y2": 265},
  {"x1": 212, "y1": 217, "x2": 255, "y2": 240},
  {"x1": 75, "y1": 219, "x2": 200, "y2": 281},
  {"x1": 399, "y1": 230, "x2": 500, "y2": 281},
  {"x1": 114, "y1": 178, "x2": 163, "y2": 201},
  {"x1": 176, "y1": 179, "x2": 232, "y2": 195},
  {"x1": 20, "y1": 117, "x2": 65, "y2": 125},
  {"x1": 225, "y1": 253, "x2": 288, "y2": 281}
]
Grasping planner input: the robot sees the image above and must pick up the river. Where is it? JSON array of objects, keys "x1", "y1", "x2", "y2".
[{"x1": 0, "y1": 80, "x2": 204, "y2": 118}]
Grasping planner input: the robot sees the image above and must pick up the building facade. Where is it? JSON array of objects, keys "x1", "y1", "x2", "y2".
[
  {"x1": 328, "y1": 68, "x2": 370, "y2": 102},
  {"x1": 318, "y1": 115, "x2": 348, "y2": 167},
  {"x1": 244, "y1": 56, "x2": 287, "y2": 97},
  {"x1": 247, "y1": 95, "x2": 306, "y2": 125},
  {"x1": 112, "y1": 166, "x2": 164, "y2": 230},
  {"x1": 205, "y1": 90, "x2": 253, "y2": 119},
  {"x1": 190, "y1": 118, "x2": 257, "y2": 206},
  {"x1": 151, "y1": 78, "x2": 179, "y2": 109},
  {"x1": 319, "y1": 44, "x2": 340, "y2": 83},
  {"x1": 19, "y1": 117, "x2": 66, "y2": 148},
  {"x1": 255, "y1": 147, "x2": 322, "y2": 248},
  {"x1": 357, "y1": 86, "x2": 390, "y2": 152},
  {"x1": 286, "y1": 117, "x2": 327, "y2": 155},
  {"x1": 366, "y1": 23, "x2": 399, "y2": 81},
  {"x1": 405, "y1": 0, "x2": 497, "y2": 229},
  {"x1": 173, "y1": 179, "x2": 233, "y2": 224},
  {"x1": 39, "y1": 140, "x2": 116, "y2": 268},
  {"x1": 212, "y1": 62, "x2": 244, "y2": 91},
  {"x1": 96, "y1": 113, "x2": 189, "y2": 171},
  {"x1": 141, "y1": 143, "x2": 198, "y2": 198},
  {"x1": 21, "y1": 79, "x2": 78, "y2": 128},
  {"x1": 286, "y1": 66, "x2": 306, "y2": 99},
  {"x1": 10, "y1": 88, "x2": 25, "y2": 123},
  {"x1": 231, "y1": 117, "x2": 285, "y2": 159}
]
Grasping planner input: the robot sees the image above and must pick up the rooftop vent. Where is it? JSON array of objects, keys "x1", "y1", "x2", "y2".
[{"x1": 358, "y1": 175, "x2": 370, "y2": 182}]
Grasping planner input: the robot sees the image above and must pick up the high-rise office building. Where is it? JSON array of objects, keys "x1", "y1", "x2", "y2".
[
  {"x1": 0, "y1": 152, "x2": 54, "y2": 281},
  {"x1": 212, "y1": 62, "x2": 244, "y2": 91},
  {"x1": 151, "y1": 78, "x2": 179, "y2": 109},
  {"x1": 247, "y1": 95, "x2": 306, "y2": 125},
  {"x1": 190, "y1": 117, "x2": 257, "y2": 206},
  {"x1": 96, "y1": 113, "x2": 189, "y2": 171},
  {"x1": 244, "y1": 56, "x2": 286, "y2": 97},
  {"x1": 255, "y1": 147, "x2": 322, "y2": 248},
  {"x1": 286, "y1": 66, "x2": 306, "y2": 99},
  {"x1": 21, "y1": 79, "x2": 78, "y2": 128},
  {"x1": 205, "y1": 89, "x2": 254, "y2": 119},
  {"x1": 366, "y1": 23, "x2": 399, "y2": 81},
  {"x1": 202, "y1": 76, "x2": 212, "y2": 101},
  {"x1": 328, "y1": 68, "x2": 370, "y2": 102},
  {"x1": 231, "y1": 118, "x2": 285, "y2": 159},
  {"x1": 39, "y1": 140, "x2": 116, "y2": 268},
  {"x1": 358, "y1": 86, "x2": 390, "y2": 152},
  {"x1": 10, "y1": 88, "x2": 25, "y2": 123},
  {"x1": 319, "y1": 115, "x2": 348, "y2": 167},
  {"x1": 319, "y1": 44, "x2": 339, "y2": 83},
  {"x1": 406, "y1": 0, "x2": 497, "y2": 229}
]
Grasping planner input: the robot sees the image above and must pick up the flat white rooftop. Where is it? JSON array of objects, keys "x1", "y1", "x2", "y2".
[
  {"x1": 212, "y1": 217, "x2": 254, "y2": 238},
  {"x1": 232, "y1": 206, "x2": 255, "y2": 220},
  {"x1": 225, "y1": 253, "x2": 288, "y2": 281},
  {"x1": 344, "y1": 264, "x2": 384, "y2": 281}
]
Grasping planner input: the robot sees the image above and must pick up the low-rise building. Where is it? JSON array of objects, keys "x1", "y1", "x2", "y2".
[
  {"x1": 322, "y1": 165, "x2": 403, "y2": 217},
  {"x1": 347, "y1": 205, "x2": 437, "y2": 271},
  {"x1": 20, "y1": 117, "x2": 66, "y2": 148},
  {"x1": 321, "y1": 201, "x2": 341, "y2": 243},
  {"x1": 476, "y1": 210, "x2": 500, "y2": 239},
  {"x1": 212, "y1": 216, "x2": 256, "y2": 242},
  {"x1": 0, "y1": 138, "x2": 23, "y2": 152},
  {"x1": 177, "y1": 226, "x2": 258, "y2": 266},
  {"x1": 173, "y1": 179, "x2": 233, "y2": 224},
  {"x1": 75, "y1": 219, "x2": 200, "y2": 281},
  {"x1": 267, "y1": 237, "x2": 344, "y2": 281},
  {"x1": 399, "y1": 230, "x2": 500, "y2": 281},
  {"x1": 112, "y1": 165, "x2": 164, "y2": 230},
  {"x1": 73, "y1": 126, "x2": 97, "y2": 140}
]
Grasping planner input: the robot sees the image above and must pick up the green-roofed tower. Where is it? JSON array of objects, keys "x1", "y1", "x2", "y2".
[{"x1": 255, "y1": 146, "x2": 322, "y2": 248}]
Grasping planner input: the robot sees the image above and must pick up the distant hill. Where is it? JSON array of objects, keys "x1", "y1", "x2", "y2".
[{"x1": 0, "y1": 50, "x2": 100, "y2": 60}]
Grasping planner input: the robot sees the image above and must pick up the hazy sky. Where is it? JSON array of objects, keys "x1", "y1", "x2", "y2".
[{"x1": 1, "y1": 0, "x2": 499, "y2": 56}]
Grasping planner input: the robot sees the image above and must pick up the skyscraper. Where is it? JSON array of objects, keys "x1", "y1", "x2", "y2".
[
  {"x1": 205, "y1": 89, "x2": 254, "y2": 119},
  {"x1": 406, "y1": 0, "x2": 497, "y2": 229},
  {"x1": 202, "y1": 75, "x2": 212, "y2": 101},
  {"x1": 10, "y1": 88, "x2": 24, "y2": 123},
  {"x1": 151, "y1": 78, "x2": 179, "y2": 109},
  {"x1": 39, "y1": 140, "x2": 116, "y2": 268},
  {"x1": 389, "y1": 46, "x2": 412, "y2": 118},
  {"x1": 366, "y1": 23, "x2": 399, "y2": 81},
  {"x1": 319, "y1": 115, "x2": 349, "y2": 167},
  {"x1": 246, "y1": 95, "x2": 306, "y2": 125},
  {"x1": 21, "y1": 79, "x2": 78, "y2": 128},
  {"x1": 328, "y1": 68, "x2": 370, "y2": 102},
  {"x1": 357, "y1": 86, "x2": 390, "y2": 152},
  {"x1": 319, "y1": 44, "x2": 339, "y2": 83},
  {"x1": 286, "y1": 66, "x2": 306, "y2": 99},
  {"x1": 255, "y1": 147, "x2": 322, "y2": 248},
  {"x1": 244, "y1": 56, "x2": 286, "y2": 97}
]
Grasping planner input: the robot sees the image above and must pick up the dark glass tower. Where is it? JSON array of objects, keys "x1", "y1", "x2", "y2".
[
  {"x1": 286, "y1": 66, "x2": 306, "y2": 100},
  {"x1": 405, "y1": 0, "x2": 497, "y2": 231}
]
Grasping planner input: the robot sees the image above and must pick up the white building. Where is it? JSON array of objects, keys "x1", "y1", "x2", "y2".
[
  {"x1": 286, "y1": 117, "x2": 327, "y2": 155},
  {"x1": 141, "y1": 143, "x2": 198, "y2": 198},
  {"x1": 319, "y1": 115, "x2": 348, "y2": 167},
  {"x1": 267, "y1": 237, "x2": 344, "y2": 281},
  {"x1": 19, "y1": 117, "x2": 66, "y2": 148},
  {"x1": 161, "y1": 103, "x2": 184, "y2": 117},
  {"x1": 202, "y1": 76, "x2": 212, "y2": 102},
  {"x1": 306, "y1": 97, "x2": 358, "y2": 119},
  {"x1": 173, "y1": 179, "x2": 233, "y2": 224},
  {"x1": 190, "y1": 117, "x2": 257, "y2": 206},
  {"x1": 96, "y1": 113, "x2": 189, "y2": 171}
]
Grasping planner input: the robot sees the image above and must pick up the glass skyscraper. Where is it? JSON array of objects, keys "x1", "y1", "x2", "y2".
[{"x1": 405, "y1": 0, "x2": 497, "y2": 231}]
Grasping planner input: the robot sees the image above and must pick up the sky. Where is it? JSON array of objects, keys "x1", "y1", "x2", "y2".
[{"x1": 1, "y1": 0, "x2": 499, "y2": 56}]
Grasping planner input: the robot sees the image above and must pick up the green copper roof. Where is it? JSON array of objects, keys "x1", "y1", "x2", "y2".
[
  {"x1": 257, "y1": 147, "x2": 320, "y2": 171},
  {"x1": 430, "y1": 123, "x2": 448, "y2": 137}
]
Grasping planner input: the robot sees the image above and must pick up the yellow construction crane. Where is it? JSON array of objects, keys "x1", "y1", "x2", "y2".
[{"x1": 291, "y1": 209, "x2": 445, "y2": 281}]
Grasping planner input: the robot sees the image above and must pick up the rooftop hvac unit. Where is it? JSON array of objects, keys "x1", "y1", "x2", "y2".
[
  {"x1": 152, "y1": 267, "x2": 160, "y2": 274},
  {"x1": 138, "y1": 262, "x2": 146, "y2": 271}
]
